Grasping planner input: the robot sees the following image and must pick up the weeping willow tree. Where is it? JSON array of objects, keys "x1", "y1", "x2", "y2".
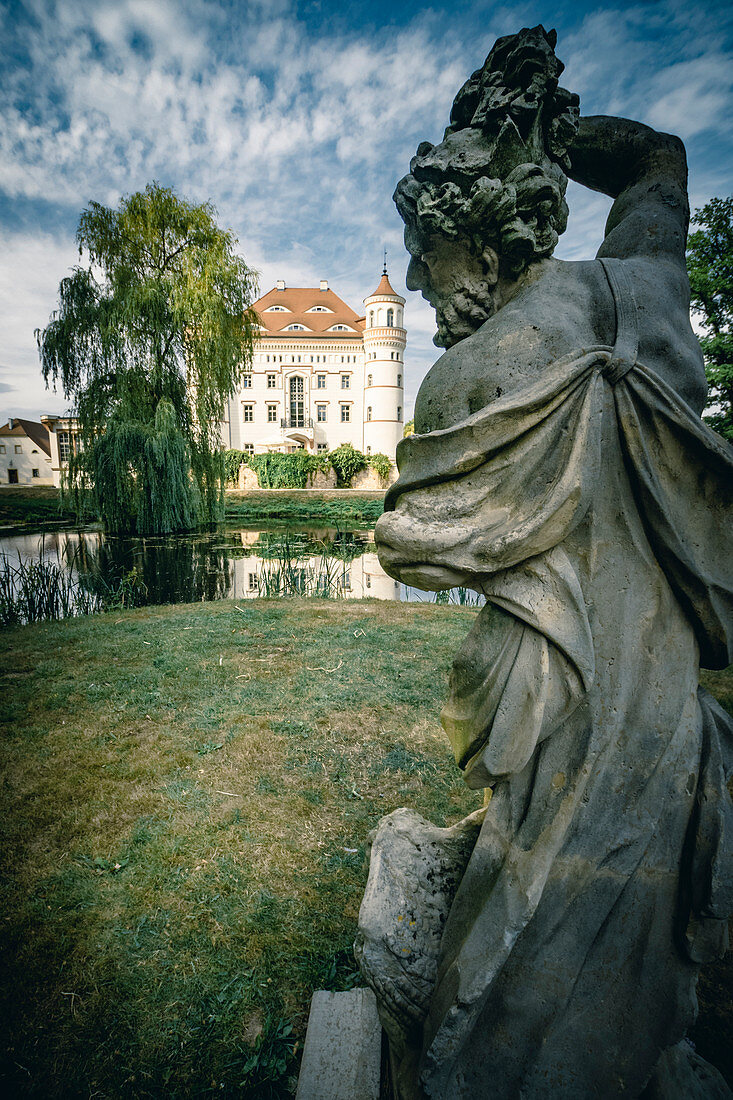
[{"x1": 36, "y1": 183, "x2": 260, "y2": 534}]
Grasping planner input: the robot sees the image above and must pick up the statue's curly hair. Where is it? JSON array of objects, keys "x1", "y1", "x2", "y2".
[{"x1": 395, "y1": 26, "x2": 580, "y2": 278}]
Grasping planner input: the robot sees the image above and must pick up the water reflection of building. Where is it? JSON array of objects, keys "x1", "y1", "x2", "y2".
[{"x1": 229, "y1": 540, "x2": 400, "y2": 601}]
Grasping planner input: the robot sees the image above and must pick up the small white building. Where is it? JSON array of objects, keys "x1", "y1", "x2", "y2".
[
  {"x1": 0, "y1": 418, "x2": 54, "y2": 485},
  {"x1": 221, "y1": 270, "x2": 406, "y2": 461},
  {"x1": 39, "y1": 415, "x2": 80, "y2": 489}
]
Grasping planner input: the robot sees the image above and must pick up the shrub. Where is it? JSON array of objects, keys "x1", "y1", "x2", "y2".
[
  {"x1": 329, "y1": 443, "x2": 367, "y2": 487},
  {"x1": 223, "y1": 449, "x2": 248, "y2": 485},
  {"x1": 369, "y1": 453, "x2": 392, "y2": 484}
]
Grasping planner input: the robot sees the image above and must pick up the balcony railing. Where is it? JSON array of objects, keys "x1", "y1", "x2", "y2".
[{"x1": 281, "y1": 417, "x2": 314, "y2": 430}]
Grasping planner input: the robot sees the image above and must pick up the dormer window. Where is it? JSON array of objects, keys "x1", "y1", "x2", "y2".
[
  {"x1": 306, "y1": 305, "x2": 333, "y2": 313},
  {"x1": 284, "y1": 323, "x2": 309, "y2": 331},
  {"x1": 329, "y1": 324, "x2": 354, "y2": 332},
  {"x1": 265, "y1": 305, "x2": 290, "y2": 312}
]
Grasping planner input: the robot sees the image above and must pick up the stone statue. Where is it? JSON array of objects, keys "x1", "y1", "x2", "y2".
[{"x1": 356, "y1": 25, "x2": 733, "y2": 1099}]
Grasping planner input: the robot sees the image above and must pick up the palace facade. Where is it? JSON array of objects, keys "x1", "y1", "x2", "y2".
[{"x1": 221, "y1": 270, "x2": 406, "y2": 461}]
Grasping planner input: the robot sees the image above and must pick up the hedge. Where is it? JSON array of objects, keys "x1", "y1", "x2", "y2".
[{"x1": 223, "y1": 444, "x2": 393, "y2": 489}]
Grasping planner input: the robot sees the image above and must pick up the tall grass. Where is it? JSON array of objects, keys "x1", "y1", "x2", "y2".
[
  {"x1": 253, "y1": 534, "x2": 354, "y2": 598},
  {"x1": 0, "y1": 541, "x2": 147, "y2": 626}
]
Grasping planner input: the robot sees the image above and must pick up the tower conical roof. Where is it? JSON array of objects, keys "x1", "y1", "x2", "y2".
[{"x1": 364, "y1": 263, "x2": 404, "y2": 303}]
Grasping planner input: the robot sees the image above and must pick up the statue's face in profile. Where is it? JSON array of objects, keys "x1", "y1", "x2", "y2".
[{"x1": 406, "y1": 235, "x2": 500, "y2": 349}]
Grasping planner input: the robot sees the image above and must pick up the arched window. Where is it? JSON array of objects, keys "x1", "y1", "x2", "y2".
[
  {"x1": 397, "y1": 309, "x2": 402, "y2": 327},
  {"x1": 386, "y1": 308, "x2": 394, "y2": 327},
  {"x1": 367, "y1": 374, "x2": 372, "y2": 387},
  {"x1": 369, "y1": 310, "x2": 375, "y2": 327},
  {"x1": 367, "y1": 406, "x2": 372, "y2": 421}
]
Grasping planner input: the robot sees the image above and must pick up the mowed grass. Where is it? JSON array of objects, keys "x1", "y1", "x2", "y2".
[
  {"x1": 0, "y1": 599, "x2": 482, "y2": 1098},
  {"x1": 0, "y1": 487, "x2": 76, "y2": 532},
  {"x1": 224, "y1": 491, "x2": 384, "y2": 527}
]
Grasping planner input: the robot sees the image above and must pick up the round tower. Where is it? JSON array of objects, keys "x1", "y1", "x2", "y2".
[{"x1": 362, "y1": 265, "x2": 406, "y2": 461}]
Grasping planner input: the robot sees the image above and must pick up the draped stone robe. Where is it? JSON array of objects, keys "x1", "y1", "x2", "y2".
[{"x1": 374, "y1": 259, "x2": 733, "y2": 1098}]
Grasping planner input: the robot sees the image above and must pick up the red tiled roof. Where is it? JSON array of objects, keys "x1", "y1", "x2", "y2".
[
  {"x1": 253, "y1": 286, "x2": 365, "y2": 337},
  {"x1": 0, "y1": 418, "x2": 51, "y2": 456}
]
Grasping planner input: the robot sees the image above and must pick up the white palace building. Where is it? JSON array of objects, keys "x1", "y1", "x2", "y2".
[{"x1": 221, "y1": 268, "x2": 406, "y2": 461}]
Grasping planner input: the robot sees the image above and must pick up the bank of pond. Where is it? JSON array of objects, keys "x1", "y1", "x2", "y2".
[{"x1": 0, "y1": 522, "x2": 481, "y2": 626}]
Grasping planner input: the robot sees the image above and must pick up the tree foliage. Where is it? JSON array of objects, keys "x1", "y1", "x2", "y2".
[
  {"x1": 328, "y1": 443, "x2": 367, "y2": 487},
  {"x1": 37, "y1": 183, "x2": 260, "y2": 533},
  {"x1": 687, "y1": 195, "x2": 733, "y2": 442}
]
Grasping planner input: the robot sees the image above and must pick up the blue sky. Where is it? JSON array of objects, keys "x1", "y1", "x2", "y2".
[{"x1": 1, "y1": 0, "x2": 732, "y2": 422}]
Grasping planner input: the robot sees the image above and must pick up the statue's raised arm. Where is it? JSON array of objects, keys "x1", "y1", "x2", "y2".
[
  {"x1": 358, "y1": 24, "x2": 733, "y2": 1100},
  {"x1": 568, "y1": 114, "x2": 689, "y2": 262}
]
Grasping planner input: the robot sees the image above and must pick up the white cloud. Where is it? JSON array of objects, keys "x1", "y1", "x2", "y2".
[
  {"x1": 0, "y1": 230, "x2": 79, "y2": 419},
  {"x1": 1, "y1": 0, "x2": 732, "y2": 418}
]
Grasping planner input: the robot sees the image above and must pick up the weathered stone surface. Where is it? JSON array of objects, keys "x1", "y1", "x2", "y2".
[
  {"x1": 355, "y1": 808, "x2": 485, "y2": 1054},
  {"x1": 307, "y1": 467, "x2": 338, "y2": 489},
  {"x1": 642, "y1": 1041, "x2": 732, "y2": 1099},
  {"x1": 237, "y1": 463, "x2": 258, "y2": 490},
  {"x1": 352, "y1": 466, "x2": 395, "y2": 491},
  {"x1": 295, "y1": 987, "x2": 382, "y2": 1100},
  {"x1": 359, "y1": 22, "x2": 733, "y2": 1100}
]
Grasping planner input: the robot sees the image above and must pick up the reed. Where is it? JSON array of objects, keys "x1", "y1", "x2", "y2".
[{"x1": 0, "y1": 540, "x2": 147, "y2": 625}]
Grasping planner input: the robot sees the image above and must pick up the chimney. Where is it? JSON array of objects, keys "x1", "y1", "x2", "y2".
[
  {"x1": 276, "y1": 279, "x2": 285, "y2": 291},
  {"x1": 320, "y1": 279, "x2": 328, "y2": 291},
  {"x1": 8, "y1": 418, "x2": 13, "y2": 430}
]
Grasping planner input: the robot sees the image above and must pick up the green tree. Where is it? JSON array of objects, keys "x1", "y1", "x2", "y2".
[
  {"x1": 687, "y1": 195, "x2": 733, "y2": 442},
  {"x1": 37, "y1": 183, "x2": 260, "y2": 533}
]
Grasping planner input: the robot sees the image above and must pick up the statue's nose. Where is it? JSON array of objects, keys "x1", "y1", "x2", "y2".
[{"x1": 406, "y1": 257, "x2": 425, "y2": 292}]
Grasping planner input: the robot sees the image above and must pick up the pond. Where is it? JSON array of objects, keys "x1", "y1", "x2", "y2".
[{"x1": 0, "y1": 524, "x2": 482, "y2": 613}]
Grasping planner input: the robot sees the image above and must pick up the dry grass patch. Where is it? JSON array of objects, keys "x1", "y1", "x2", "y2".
[{"x1": 0, "y1": 598, "x2": 479, "y2": 1097}]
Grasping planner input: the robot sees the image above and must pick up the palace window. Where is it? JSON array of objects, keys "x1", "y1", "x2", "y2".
[
  {"x1": 285, "y1": 324, "x2": 307, "y2": 331},
  {"x1": 266, "y1": 305, "x2": 288, "y2": 311},
  {"x1": 369, "y1": 310, "x2": 374, "y2": 326},
  {"x1": 267, "y1": 404, "x2": 278, "y2": 423},
  {"x1": 386, "y1": 308, "x2": 394, "y2": 326},
  {"x1": 340, "y1": 404, "x2": 350, "y2": 423},
  {"x1": 367, "y1": 406, "x2": 372, "y2": 421},
  {"x1": 267, "y1": 373, "x2": 276, "y2": 388},
  {"x1": 317, "y1": 442, "x2": 327, "y2": 452},
  {"x1": 242, "y1": 404, "x2": 254, "y2": 423},
  {"x1": 243, "y1": 443, "x2": 254, "y2": 454},
  {"x1": 367, "y1": 374, "x2": 372, "y2": 387},
  {"x1": 58, "y1": 431, "x2": 71, "y2": 462},
  {"x1": 32, "y1": 468, "x2": 39, "y2": 477},
  {"x1": 397, "y1": 374, "x2": 402, "y2": 387},
  {"x1": 341, "y1": 374, "x2": 350, "y2": 389},
  {"x1": 243, "y1": 374, "x2": 252, "y2": 388},
  {"x1": 316, "y1": 374, "x2": 326, "y2": 389},
  {"x1": 248, "y1": 572, "x2": 258, "y2": 591},
  {"x1": 366, "y1": 446, "x2": 371, "y2": 456},
  {"x1": 397, "y1": 406, "x2": 402, "y2": 421},
  {"x1": 317, "y1": 404, "x2": 327, "y2": 422}
]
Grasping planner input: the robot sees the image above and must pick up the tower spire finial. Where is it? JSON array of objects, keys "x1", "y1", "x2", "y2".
[{"x1": 383, "y1": 247, "x2": 388, "y2": 277}]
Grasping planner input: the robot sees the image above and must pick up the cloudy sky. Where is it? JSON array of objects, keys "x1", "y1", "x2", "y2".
[{"x1": 1, "y1": 0, "x2": 732, "y2": 423}]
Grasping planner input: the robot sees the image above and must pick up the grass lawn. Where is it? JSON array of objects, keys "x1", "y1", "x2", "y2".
[
  {"x1": 223, "y1": 491, "x2": 384, "y2": 527},
  {"x1": 0, "y1": 487, "x2": 76, "y2": 532},
  {"x1": 0, "y1": 599, "x2": 481, "y2": 1097},
  {"x1": 1, "y1": 600, "x2": 730, "y2": 1097}
]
